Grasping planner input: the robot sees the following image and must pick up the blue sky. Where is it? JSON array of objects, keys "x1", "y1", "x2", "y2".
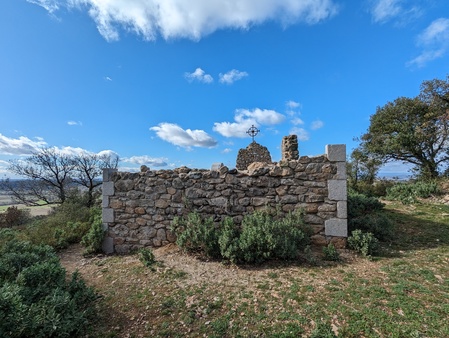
[{"x1": 1, "y1": 0, "x2": 448, "y2": 178}]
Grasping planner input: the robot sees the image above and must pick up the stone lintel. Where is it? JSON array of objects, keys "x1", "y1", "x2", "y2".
[
  {"x1": 325, "y1": 218, "x2": 348, "y2": 237},
  {"x1": 326, "y1": 144, "x2": 346, "y2": 162}
]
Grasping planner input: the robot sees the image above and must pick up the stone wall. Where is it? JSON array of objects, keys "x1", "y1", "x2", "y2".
[{"x1": 102, "y1": 144, "x2": 347, "y2": 254}]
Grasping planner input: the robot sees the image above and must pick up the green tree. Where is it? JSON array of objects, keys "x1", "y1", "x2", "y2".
[
  {"x1": 361, "y1": 76, "x2": 449, "y2": 179},
  {"x1": 347, "y1": 145, "x2": 382, "y2": 188}
]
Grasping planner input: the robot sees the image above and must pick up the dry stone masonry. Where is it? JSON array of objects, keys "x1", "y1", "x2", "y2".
[
  {"x1": 282, "y1": 135, "x2": 299, "y2": 161},
  {"x1": 236, "y1": 142, "x2": 272, "y2": 170},
  {"x1": 102, "y1": 143, "x2": 347, "y2": 254}
]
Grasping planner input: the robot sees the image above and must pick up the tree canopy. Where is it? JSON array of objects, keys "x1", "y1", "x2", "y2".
[{"x1": 361, "y1": 76, "x2": 449, "y2": 179}]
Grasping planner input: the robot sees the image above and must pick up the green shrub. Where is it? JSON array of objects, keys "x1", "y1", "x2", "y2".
[
  {"x1": 172, "y1": 212, "x2": 221, "y2": 258},
  {"x1": 23, "y1": 204, "x2": 98, "y2": 250},
  {"x1": 81, "y1": 208, "x2": 105, "y2": 255},
  {"x1": 351, "y1": 179, "x2": 395, "y2": 197},
  {"x1": 0, "y1": 240, "x2": 98, "y2": 337},
  {"x1": 218, "y1": 217, "x2": 241, "y2": 264},
  {"x1": 0, "y1": 206, "x2": 30, "y2": 228},
  {"x1": 348, "y1": 230, "x2": 379, "y2": 257},
  {"x1": 0, "y1": 228, "x2": 18, "y2": 250},
  {"x1": 238, "y1": 210, "x2": 309, "y2": 263},
  {"x1": 386, "y1": 181, "x2": 440, "y2": 204},
  {"x1": 348, "y1": 191, "x2": 384, "y2": 218},
  {"x1": 323, "y1": 243, "x2": 340, "y2": 261},
  {"x1": 348, "y1": 191, "x2": 394, "y2": 241},
  {"x1": 139, "y1": 248, "x2": 157, "y2": 270},
  {"x1": 173, "y1": 209, "x2": 310, "y2": 264}
]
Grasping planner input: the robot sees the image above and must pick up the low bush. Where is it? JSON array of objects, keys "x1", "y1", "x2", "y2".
[
  {"x1": 350, "y1": 179, "x2": 395, "y2": 198},
  {"x1": 23, "y1": 203, "x2": 99, "y2": 250},
  {"x1": 0, "y1": 240, "x2": 98, "y2": 337},
  {"x1": 173, "y1": 209, "x2": 311, "y2": 264},
  {"x1": 0, "y1": 206, "x2": 30, "y2": 228},
  {"x1": 81, "y1": 207, "x2": 105, "y2": 255},
  {"x1": 348, "y1": 191, "x2": 394, "y2": 241},
  {"x1": 386, "y1": 180, "x2": 440, "y2": 204},
  {"x1": 172, "y1": 212, "x2": 221, "y2": 258},
  {"x1": 237, "y1": 210, "x2": 309, "y2": 263},
  {"x1": 322, "y1": 243, "x2": 340, "y2": 261},
  {"x1": 347, "y1": 230, "x2": 379, "y2": 257},
  {"x1": 139, "y1": 248, "x2": 157, "y2": 270}
]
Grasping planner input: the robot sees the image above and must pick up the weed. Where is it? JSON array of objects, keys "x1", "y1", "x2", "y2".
[
  {"x1": 323, "y1": 243, "x2": 340, "y2": 261},
  {"x1": 348, "y1": 230, "x2": 379, "y2": 257},
  {"x1": 138, "y1": 247, "x2": 157, "y2": 269}
]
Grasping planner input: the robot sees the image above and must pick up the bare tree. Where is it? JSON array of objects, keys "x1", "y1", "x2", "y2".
[
  {"x1": 2, "y1": 148, "x2": 77, "y2": 205},
  {"x1": 72, "y1": 152, "x2": 119, "y2": 207},
  {"x1": 1, "y1": 148, "x2": 119, "y2": 207}
]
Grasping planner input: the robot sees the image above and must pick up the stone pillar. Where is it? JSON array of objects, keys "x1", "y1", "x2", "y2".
[
  {"x1": 102, "y1": 168, "x2": 117, "y2": 254},
  {"x1": 281, "y1": 135, "x2": 299, "y2": 161},
  {"x1": 324, "y1": 144, "x2": 348, "y2": 244}
]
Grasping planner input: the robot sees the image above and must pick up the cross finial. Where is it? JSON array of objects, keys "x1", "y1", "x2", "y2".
[{"x1": 246, "y1": 125, "x2": 260, "y2": 142}]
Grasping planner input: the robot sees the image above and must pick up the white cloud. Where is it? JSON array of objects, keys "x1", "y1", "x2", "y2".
[
  {"x1": 105, "y1": 76, "x2": 113, "y2": 81},
  {"x1": 291, "y1": 117, "x2": 304, "y2": 125},
  {"x1": 31, "y1": 0, "x2": 339, "y2": 41},
  {"x1": 311, "y1": 120, "x2": 324, "y2": 130},
  {"x1": 219, "y1": 69, "x2": 248, "y2": 84},
  {"x1": 27, "y1": 0, "x2": 59, "y2": 14},
  {"x1": 286, "y1": 100, "x2": 301, "y2": 109},
  {"x1": 222, "y1": 148, "x2": 232, "y2": 154},
  {"x1": 0, "y1": 134, "x2": 48, "y2": 155},
  {"x1": 417, "y1": 18, "x2": 449, "y2": 46},
  {"x1": 213, "y1": 108, "x2": 285, "y2": 138},
  {"x1": 185, "y1": 68, "x2": 214, "y2": 83},
  {"x1": 370, "y1": 0, "x2": 402, "y2": 23},
  {"x1": 67, "y1": 120, "x2": 82, "y2": 126},
  {"x1": 290, "y1": 127, "x2": 310, "y2": 141},
  {"x1": 150, "y1": 123, "x2": 218, "y2": 148},
  {"x1": 369, "y1": 0, "x2": 422, "y2": 25},
  {"x1": 122, "y1": 155, "x2": 168, "y2": 167},
  {"x1": 407, "y1": 18, "x2": 449, "y2": 67}
]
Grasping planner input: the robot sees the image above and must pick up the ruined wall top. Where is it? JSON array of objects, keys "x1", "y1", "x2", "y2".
[
  {"x1": 236, "y1": 142, "x2": 272, "y2": 170},
  {"x1": 282, "y1": 135, "x2": 299, "y2": 161}
]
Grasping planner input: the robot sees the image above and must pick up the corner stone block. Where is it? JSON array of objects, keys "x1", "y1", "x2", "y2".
[
  {"x1": 103, "y1": 168, "x2": 117, "y2": 182},
  {"x1": 102, "y1": 236, "x2": 114, "y2": 254},
  {"x1": 336, "y1": 162, "x2": 347, "y2": 180},
  {"x1": 102, "y1": 196, "x2": 109, "y2": 208},
  {"x1": 328, "y1": 180, "x2": 347, "y2": 201},
  {"x1": 103, "y1": 181, "x2": 115, "y2": 196},
  {"x1": 325, "y1": 218, "x2": 348, "y2": 237},
  {"x1": 337, "y1": 200, "x2": 347, "y2": 219},
  {"x1": 326, "y1": 144, "x2": 346, "y2": 162},
  {"x1": 102, "y1": 208, "x2": 114, "y2": 223}
]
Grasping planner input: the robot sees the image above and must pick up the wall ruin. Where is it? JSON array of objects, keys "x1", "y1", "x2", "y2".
[{"x1": 102, "y1": 144, "x2": 347, "y2": 254}]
